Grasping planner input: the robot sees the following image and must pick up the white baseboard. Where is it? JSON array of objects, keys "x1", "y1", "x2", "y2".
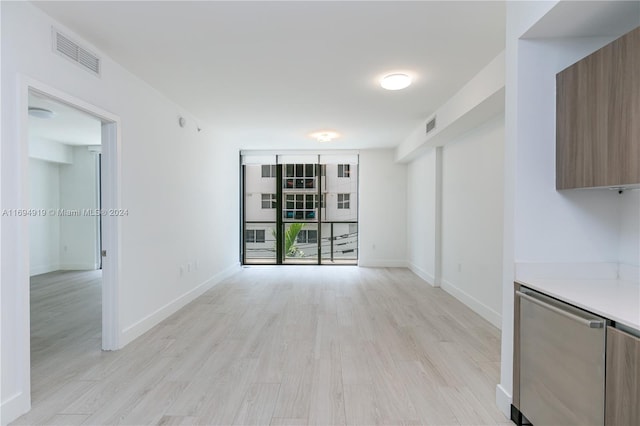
[
  {"x1": 495, "y1": 384, "x2": 512, "y2": 419},
  {"x1": 59, "y1": 263, "x2": 98, "y2": 271},
  {"x1": 30, "y1": 264, "x2": 60, "y2": 276},
  {"x1": 120, "y1": 262, "x2": 241, "y2": 347},
  {"x1": 358, "y1": 259, "x2": 408, "y2": 268},
  {"x1": 30, "y1": 263, "x2": 100, "y2": 276},
  {"x1": 408, "y1": 262, "x2": 437, "y2": 287},
  {"x1": 440, "y1": 278, "x2": 502, "y2": 329},
  {"x1": 1, "y1": 392, "x2": 30, "y2": 426}
]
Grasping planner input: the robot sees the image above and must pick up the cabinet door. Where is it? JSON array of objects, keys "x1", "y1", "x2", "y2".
[
  {"x1": 608, "y1": 27, "x2": 640, "y2": 188},
  {"x1": 556, "y1": 26, "x2": 640, "y2": 190},
  {"x1": 606, "y1": 326, "x2": 640, "y2": 425}
]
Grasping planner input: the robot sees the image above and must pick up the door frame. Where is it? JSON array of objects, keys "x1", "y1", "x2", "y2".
[{"x1": 17, "y1": 76, "x2": 122, "y2": 404}]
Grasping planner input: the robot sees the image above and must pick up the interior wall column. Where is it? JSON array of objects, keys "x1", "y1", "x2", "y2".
[{"x1": 434, "y1": 146, "x2": 443, "y2": 287}]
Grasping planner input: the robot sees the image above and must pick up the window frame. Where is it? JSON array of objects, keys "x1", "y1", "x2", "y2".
[
  {"x1": 297, "y1": 229, "x2": 318, "y2": 244},
  {"x1": 284, "y1": 163, "x2": 316, "y2": 189},
  {"x1": 261, "y1": 193, "x2": 277, "y2": 209},
  {"x1": 284, "y1": 193, "x2": 318, "y2": 220},
  {"x1": 338, "y1": 164, "x2": 351, "y2": 178},
  {"x1": 337, "y1": 193, "x2": 350, "y2": 209},
  {"x1": 245, "y1": 229, "x2": 266, "y2": 243},
  {"x1": 261, "y1": 165, "x2": 277, "y2": 178}
]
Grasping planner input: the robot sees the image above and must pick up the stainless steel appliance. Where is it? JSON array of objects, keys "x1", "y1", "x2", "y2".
[{"x1": 517, "y1": 288, "x2": 607, "y2": 425}]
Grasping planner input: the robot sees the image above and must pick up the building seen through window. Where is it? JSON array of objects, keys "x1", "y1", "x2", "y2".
[{"x1": 243, "y1": 155, "x2": 358, "y2": 265}]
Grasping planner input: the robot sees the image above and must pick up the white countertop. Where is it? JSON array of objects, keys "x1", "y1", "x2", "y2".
[{"x1": 515, "y1": 277, "x2": 640, "y2": 331}]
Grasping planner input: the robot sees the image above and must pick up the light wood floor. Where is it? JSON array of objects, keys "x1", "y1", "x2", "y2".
[{"x1": 15, "y1": 267, "x2": 512, "y2": 426}]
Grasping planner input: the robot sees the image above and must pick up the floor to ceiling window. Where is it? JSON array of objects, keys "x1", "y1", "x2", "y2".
[{"x1": 241, "y1": 152, "x2": 358, "y2": 265}]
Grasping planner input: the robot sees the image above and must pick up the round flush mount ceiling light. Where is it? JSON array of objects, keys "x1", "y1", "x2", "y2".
[
  {"x1": 310, "y1": 131, "x2": 340, "y2": 142},
  {"x1": 28, "y1": 107, "x2": 56, "y2": 119},
  {"x1": 380, "y1": 73, "x2": 412, "y2": 90}
]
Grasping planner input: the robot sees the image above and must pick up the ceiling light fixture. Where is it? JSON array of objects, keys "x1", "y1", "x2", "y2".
[
  {"x1": 310, "y1": 131, "x2": 340, "y2": 142},
  {"x1": 380, "y1": 73, "x2": 412, "y2": 90},
  {"x1": 28, "y1": 107, "x2": 56, "y2": 119}
]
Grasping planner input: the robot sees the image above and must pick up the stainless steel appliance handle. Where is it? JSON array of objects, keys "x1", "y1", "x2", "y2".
[{"x1": 516, "y1": 290, "x2": 604, "y2": 328}]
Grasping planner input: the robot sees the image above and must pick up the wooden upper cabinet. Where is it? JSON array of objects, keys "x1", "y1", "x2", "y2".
[{"x1": 556, "y1": 26, "x2": 640, "y2": 189}]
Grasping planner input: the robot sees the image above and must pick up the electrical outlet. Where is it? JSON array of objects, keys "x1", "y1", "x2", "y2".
[
  {"x1": 457, "y1": 263, "x2": 462, "y2": 272},
  {"x1": 179, "y1": 266, "x2": 184, "y2": 277}
]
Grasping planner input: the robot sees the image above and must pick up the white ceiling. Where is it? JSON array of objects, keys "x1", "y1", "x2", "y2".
[
  {"x1": 28, "y1": 92, "x2": 102, "y2": 146},
  {"x1": 523, "y1": 1, "x2": 640, "y2": 39},
  {"x1": 33, "y1": 1, "x2": 506, "y2": 150}
]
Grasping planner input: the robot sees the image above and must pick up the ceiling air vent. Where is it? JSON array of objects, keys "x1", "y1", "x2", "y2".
[
  {"x1": 52, "y1": 28, "x2": 101, "y2": 77},
  {"x1": 426, "y1": 116, "x2": 437, "y2": 134}
]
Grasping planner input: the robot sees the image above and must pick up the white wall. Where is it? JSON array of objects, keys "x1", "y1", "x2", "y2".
[
  {"x1": 29, "y1": 159, "x2": 61, "y2": 275},
  {"x1": 619, "y1": 190, "x2": 640, "y2": 272},
  {"x1": 406, "y1": 149, "x2": 437, "y2": 283},
  {"x1": 28, "y1": 146, "x2": 99, "y2": 275},
  {"x1": 498, "y1": 2, "x2": 557, "y2": 414},
  {"x1": 441, "y1": 115, "x2": 504, "y2": 328},
  {"x1": 401, "y1": 43, "x2": 506, "y2": 330},
  {"x1": 404, "y1": 115, "x2": 505, "y2": 329},
  {"x1": 358, "y1": 149, "x2": 407, "y2": 267},
  {"x1": 59, "y1": 146, "x2": 100, "y2": 270},
  {"x1": 514, "y1": 37, "x2": 623, "y2": 264},
  {"x1": 29, "y1": 137, "x2": 72, "y2": 164},
  {"x1": 1, "y1": 3, "x2": 239, "y2": 422}
]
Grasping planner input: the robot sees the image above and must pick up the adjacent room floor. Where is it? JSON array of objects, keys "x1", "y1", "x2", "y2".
[
  {"x1": 28, "y1": 270, "x2": 103, "y2": 405},
  {"x1": 15, "y1": 267, "x2": 512, "y2": 425}
]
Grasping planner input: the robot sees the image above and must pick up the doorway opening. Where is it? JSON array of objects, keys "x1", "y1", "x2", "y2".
[
  {"x1": 241, "y1": 152, "x2": 359, "y2": 265},
  {"x1": 27, "y1": 91, "x2": 105, "y2": 393}
]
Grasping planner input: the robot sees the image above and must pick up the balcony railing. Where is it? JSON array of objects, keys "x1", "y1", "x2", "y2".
[
  {"x1": 283, "y1": 177, "x2": 316, "y2": 190},
  {"x1": 243, "y1": 221, "x2": 358, "y2": 265}
]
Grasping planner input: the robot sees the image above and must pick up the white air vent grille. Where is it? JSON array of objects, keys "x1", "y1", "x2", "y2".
[
  {"x1": 53, "y1": 28, "x2": 101, "y2": 76},
  {"x1": 426, "y1": 116, "x2": 437, "y2": 134}
]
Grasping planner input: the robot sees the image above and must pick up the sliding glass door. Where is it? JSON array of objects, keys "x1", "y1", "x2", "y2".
[{"x1": 241, "y1": 153, "x2": 358, "y2": 265}]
